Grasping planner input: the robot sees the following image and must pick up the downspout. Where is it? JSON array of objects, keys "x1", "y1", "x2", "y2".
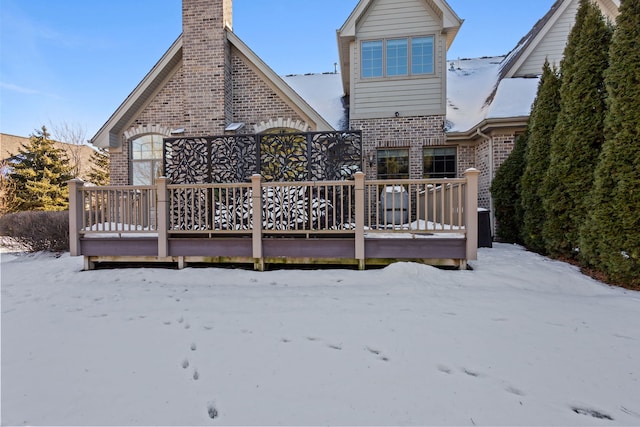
[{"x1": 476, "y1": 128, "x2": 496, "y2": 237}]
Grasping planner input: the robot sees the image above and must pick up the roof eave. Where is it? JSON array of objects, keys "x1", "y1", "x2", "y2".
[{"x1": 446, "y1": 116, "x2": 530, "y2": 141}]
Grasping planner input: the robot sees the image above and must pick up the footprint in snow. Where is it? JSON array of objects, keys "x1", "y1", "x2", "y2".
[
  {"x1": 505, "y1": 386, "x2": 525, "y2": 396},
  {"x1": 437, "y1": 365, "x2": 452, "y2": 374},
  {"x1": 191, "y1": 343, "x2": 197, "y2": 351},
  {"x1": 207, "y1": 402, "x2": 219, "y2": 419},
  {"x1": 572, "y1": 406, "x2": 614, "y2": 421},
  {"x1": 89, "y1": 313, "x2": 108, "y2": 318},
  {"x1": 328, "y1": 344, "x2": 342, "y2": 350},
  {"x1": 366, "y1": 346, "x2": 389, "y2": 362},
  {"x1": 182, "y1": 359, "x2": 190, "y2": 369},
  {"x1": 462, "y1": 368, "x2": 481, "y2": 377}
]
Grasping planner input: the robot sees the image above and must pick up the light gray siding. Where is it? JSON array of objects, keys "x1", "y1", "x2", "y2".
[
  {"x1": 515, "y1": 0, "x2": 579, "y2": 76},
  {"x1": 351, "y1": 0, "x2": 446, "y2": 119}
]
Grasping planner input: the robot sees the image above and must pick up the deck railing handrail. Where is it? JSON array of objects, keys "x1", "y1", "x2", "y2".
[{"x1": 68, "y1": 169, "x2": 479, "y2": 267}]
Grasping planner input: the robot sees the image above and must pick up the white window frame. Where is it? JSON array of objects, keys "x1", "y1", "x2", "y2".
[{"x1": 361, "y1": 35, "x2": 435, "y2": 79}]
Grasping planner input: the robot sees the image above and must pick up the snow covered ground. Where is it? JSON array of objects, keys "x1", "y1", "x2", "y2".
[{"x1": 2, "y1": 244, "x2": 639, "y2": 426}]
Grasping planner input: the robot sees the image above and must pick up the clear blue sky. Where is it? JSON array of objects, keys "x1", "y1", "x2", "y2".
[{"x1": 0, "y1": 0, "x2": 556, "y2": 140}]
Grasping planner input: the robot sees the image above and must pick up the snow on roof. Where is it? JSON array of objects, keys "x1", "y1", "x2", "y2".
[
  {"x1": 282, "y1": 73, "x2": 346, "y2": 131},
  {"x1": 486, "y1": 77, "x2": 540, "y2": 120},
  {"x1": 445, "y1": 57, "x2": 503, "y2": 132},
  {"x1": 285, "y1": 57, "x2": 540, "y2": 134}
]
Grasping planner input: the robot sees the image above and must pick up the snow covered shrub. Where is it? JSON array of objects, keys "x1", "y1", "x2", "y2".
[{"x1": 0, "y1": 210, "x2": 69, "y2": 252}]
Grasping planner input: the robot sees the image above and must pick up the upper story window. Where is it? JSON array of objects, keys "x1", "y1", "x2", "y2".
[
  {"x1": 362, "y1": 40, "x2": 383, "y2": 78},
  {"x1": 411, "y1": 37, "x2": 435, "y2": 74},
  {"x1": 386, "y1": 39, "x2": 408, "y2": 76},
  {"x1": 361, "y1": 36, "x2": 434, "y2": 79},
  {"x1": 131, "y1": 134, "x2": 164, "y2": 185}
]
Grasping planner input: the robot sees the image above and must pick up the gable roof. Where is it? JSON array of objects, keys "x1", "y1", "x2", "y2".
[
  {"x1": 337, "y1": 0, "x2": 463, "y2": 94},
  {"x1": 499, "y1": 0, "x2": 620, "y2": 81},
  {"x1": 91, "y1": 31, "x2": 335, "y2": 148},
  {"x1": 483, "y1": 0, "x2": 619, "y2": 115}
]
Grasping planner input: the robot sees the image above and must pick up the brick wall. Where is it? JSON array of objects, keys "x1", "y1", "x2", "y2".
[
  {"x1": 231, "y1": 55, "x2": 307, "y2": 134},
  {"x1": 476, "y1": 139, "x2": 491, "y2": 209},
  {"x1": 350, "y1": 115, "x2": 447, "y2": 179},
  {"x1": 182, "y1": 0, "x2": 232, "y2": 135},
  {"x1": 109, "y1": 143, "x2": 129, "y2": 185},
  {"x1": 457, "y1": 144, "x2": 476, "y2": 177},
  {"x1": 474, "y1": 132, "x2": 516, "y2": 210}
]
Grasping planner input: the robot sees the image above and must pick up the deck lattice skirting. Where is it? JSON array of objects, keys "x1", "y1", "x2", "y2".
[{"x1": 69, "y1": 170, "x2": 479, "y2": 270}]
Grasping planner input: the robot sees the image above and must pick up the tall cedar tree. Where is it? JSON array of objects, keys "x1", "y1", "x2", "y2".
[
  {"x1": 520, "y1": 60, "x2": 562, "y2": 254},
  {"x1": 10, "y1": 126, "x2": 73, "y2": 212},
  {"x1": 87, "y1": 148, "x2": 110, "y2": 186},
  {"x1": 490, "y1": 132, "x2": 528, "y2": 243},
  {"x1": 580, "y1": 0, "x2": 640, "y2": 287},
  {"x1": 541, "y1": 0, "x2": 612, "y2": 259}
]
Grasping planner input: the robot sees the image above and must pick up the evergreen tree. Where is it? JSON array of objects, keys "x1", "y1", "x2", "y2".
[
  {"x1": 520, "y1": 61, "x2": 562, "y2": 254},
  {"x1": 87, "y1": 148, "x2": 110, "y2": 186},
  {"x1": 10, "y1": 126, "x2": 73, "y2": 212},
  {"x1": 490, "y1": 132, "x2": 528, "y2": 243},
  {"x1": 541, "y1": 0, "x2": 612, "y2": 259},
  {"x1": 580, "y1": 0, "x2": 640, "y2": 287}
]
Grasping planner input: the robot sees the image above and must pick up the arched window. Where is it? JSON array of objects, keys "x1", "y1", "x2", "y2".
[{"x1": 131, "y1": 134, "x2": 164, "y2": 185}]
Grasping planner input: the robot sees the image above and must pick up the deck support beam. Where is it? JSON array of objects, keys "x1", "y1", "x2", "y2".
[
  {"x1": 156, "y1": 177, "x2": 169, "y2": 258},
  {"x1": 354, "y1": 172, "x2": 365, "y2": 270},
  {"x1": 464, "y1": 168, "x2": 480, "y2": 262},
  {"x1": 68, "y1": 179, "x2": 84, "y2": 257}
]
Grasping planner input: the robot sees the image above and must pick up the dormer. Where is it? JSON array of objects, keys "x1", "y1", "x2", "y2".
[{"x1": 337, "y1": 0, "x2": 462, "y2": 119}]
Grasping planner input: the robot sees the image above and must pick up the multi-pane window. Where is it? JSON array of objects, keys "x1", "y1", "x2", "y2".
[
  {"x1": 423, "y1": 147, "x2": 457, "y2": 179},
  {"x1": 386, "y1": 39, "x2": 408, "y2": 76},
  {"x1": 377, "y1": 149, "x2": 409, "y2": 179},
  {"x1": 131, "y1": 134, "x2": 164, "y2": 185},
  {"x1": 362, "y1": 36, "x2": 435, "y2": 79},
  {"x1": 411, "y1": 37, "x2": 434, "y2": 74},
  {"x1": 362, "y1": 40, "x2": 383, "y2": 78}
]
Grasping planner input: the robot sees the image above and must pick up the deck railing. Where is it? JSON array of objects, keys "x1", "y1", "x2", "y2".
[
  {"x1": 69, "y1": 170, "x2": 479, "y2": 264},
  {"x1": 74, "y1": 185, "x2": 157, "y2": 234}
]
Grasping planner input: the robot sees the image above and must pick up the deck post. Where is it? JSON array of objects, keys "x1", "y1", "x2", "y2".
[
  {"x1": 251, "y1": 174, "x2": 264, "y2": 271},
  {"x1": 354, "y1": 172, "x2": 366, "y2": 270},
  {"x1": 156, "y1": 177, "x2": 169, "y2": 258},
  {"x1": 464, "y1": 168, "x2": 480, "y2": 263},
  {"x1": 68, "y1": 179, "x2": 84, "y2": 257}
]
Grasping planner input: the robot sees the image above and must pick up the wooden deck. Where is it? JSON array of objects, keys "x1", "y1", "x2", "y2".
[{"x1": 69, "y1": 171, "x2": 479, "y2": 270}]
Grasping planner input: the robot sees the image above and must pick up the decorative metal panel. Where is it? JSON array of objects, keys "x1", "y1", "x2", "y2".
[
  {"x1": 163, "y1": 132, "x2": 361, "y2": 231},
  {"x1": 164, "y1": 138, "x2": 209, "y2": 184},
  {"x1": 164, "y1": 131, "x2": 361, "y2": 185},
  {"x1": 210, "y1": 135, "x2": 258, "y2": 183},
  {"x1": 259, "y1": 133, "x2": 309, "y2": 182},
  {"x1": 310, "y1": 132, "x2": 362, "y2": 181}
]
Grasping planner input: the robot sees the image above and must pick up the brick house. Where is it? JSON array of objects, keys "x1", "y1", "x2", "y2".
[{"x1": 90, "y1": 0, "x2": 619, "y2": 213}]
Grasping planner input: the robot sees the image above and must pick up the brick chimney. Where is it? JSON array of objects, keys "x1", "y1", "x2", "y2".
[{"x1": 182, "y1": 0, "x2": 233, "y2": 136}]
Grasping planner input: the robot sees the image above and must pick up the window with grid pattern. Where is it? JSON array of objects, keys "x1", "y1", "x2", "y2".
[{"x1": 423, "y1": 147, "x2": 456, "y2": 179}]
